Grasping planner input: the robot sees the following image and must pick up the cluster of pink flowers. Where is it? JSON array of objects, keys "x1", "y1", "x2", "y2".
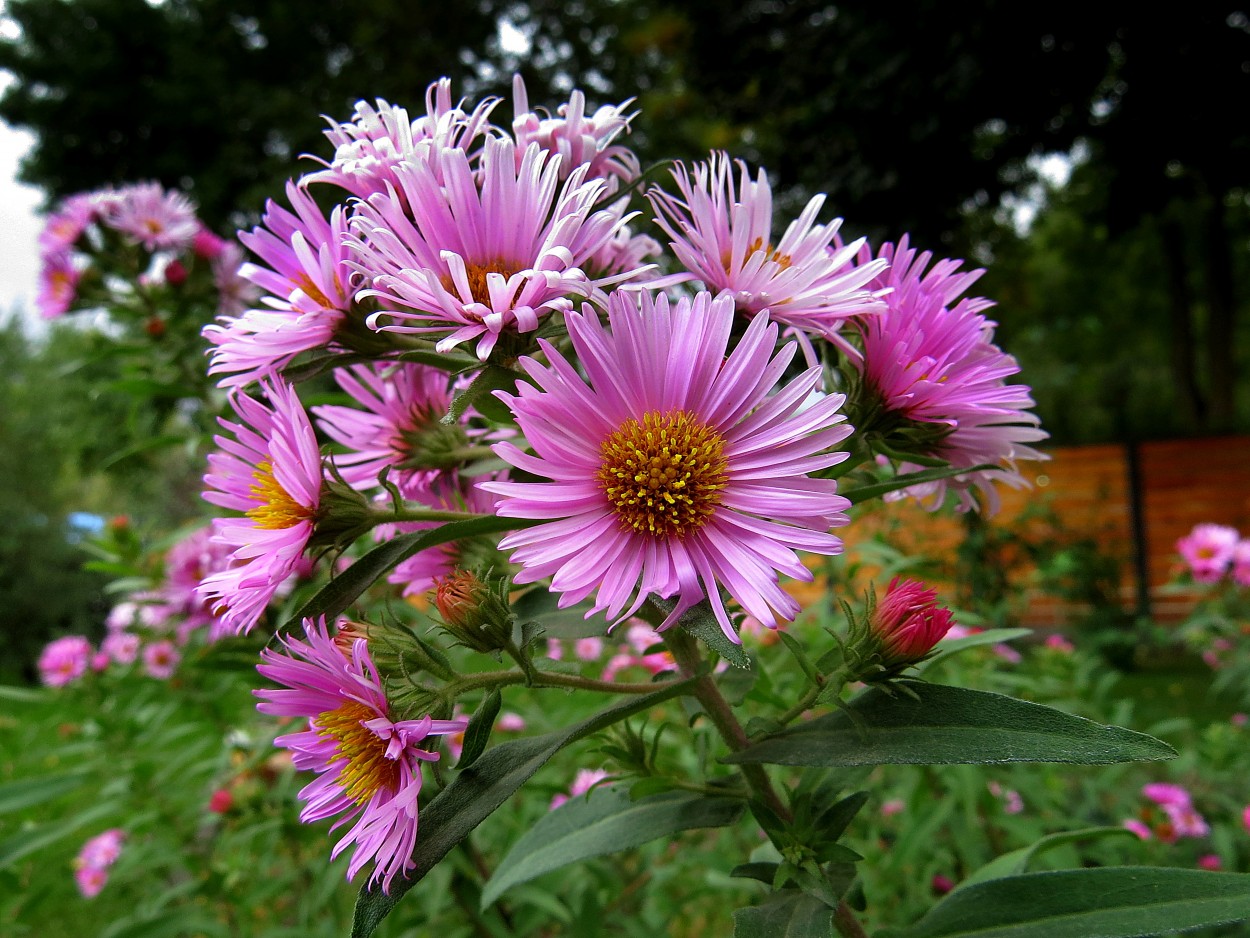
[
  {"x1": 189, "y1": 75, "x2": 1049, "y2": 891},
  {"x1": 1123, "y1": 782, "x2": 1210, "y2": 842},
  {"x1": 1177, "y1": 523, "x2": 1250, "y2": 586},
  {"x1": 73, "y1": 829, "x2": 125, "y2": 898},
  {"x1": 36, "y1": 182, "x2": 251, "y2": 320}
]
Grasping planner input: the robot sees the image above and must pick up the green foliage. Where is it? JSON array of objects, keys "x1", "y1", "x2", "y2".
[{"x1": 726, "y1": 683, "x2": 1175, "y2": 768}]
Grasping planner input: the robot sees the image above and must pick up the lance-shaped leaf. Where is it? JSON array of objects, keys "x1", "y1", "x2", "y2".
[
  {"x1": 957, "y1": 826, "x2": 1138, "y2": 891},
  {"x1": 919, "y1": 628, "x2": 1032, "y2": 672},
  {"x1": 724, "y1": 683, "x2": 1175, "y2": 767},
  {"x1": 733, "y1": 891, "x2": 835, "y2": 937},
  {"x1": 284, "y1": 515, "x2": 530, "y2": 629},
  {"x1": 898, "y1": 867, "x2": 1250, "y2": 938},
  {"x1": 480, "y1": 786, "x2": 743, "y2": 907},
  {"x1": 350, "y1": 676, "x2": 696, "y2": 938}
]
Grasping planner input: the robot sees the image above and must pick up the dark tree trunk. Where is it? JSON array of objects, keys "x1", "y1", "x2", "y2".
[
  {"x1": 1159, "y1": 216, "x2": 1206, "y2": 430},
  {"x1": 1202, "y1": 191, "x2": 1238, "y2": 431}
]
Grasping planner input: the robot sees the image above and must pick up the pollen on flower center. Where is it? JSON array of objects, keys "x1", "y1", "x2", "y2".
[
  {"x1": 597, "y1": 410, "x2": 729, "y2": 538},
  {"x1": 294, "y1": 273, "x2": 335, "y2": 309},
  {"x1": 246, "y1": 461, "x2": 314, "y2": 530},
  {"x1": 723, "y1": 236, "x2": 792, "y2": 272},
  {"x1": 442, "y1": 259, "x2": 520, "y2": 306},
  {"x1": 314, "y1": 700, "x2": 399, "y2": 805}
]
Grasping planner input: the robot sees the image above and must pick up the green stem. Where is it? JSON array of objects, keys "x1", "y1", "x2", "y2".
[
  {"x1": 660, "y1": 626, "x2": 869, "y2": 938},
  {"x1": 379, "y1": 508, "x2": 488, "y2": 524},
  {"x1": 447, "y1": 668, "x2": 676, "y2": 698}
]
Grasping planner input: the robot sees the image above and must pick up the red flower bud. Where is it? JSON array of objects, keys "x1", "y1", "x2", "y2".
[
  {"x1": 208, "y1": 789, "x2": 233, "y2": 814},
  {"x1": 873, "y1": 577, "x2": 955, "y2": 665},
  {"x1": 164, "y1": 259, "x2": 187, "y2": 286}
]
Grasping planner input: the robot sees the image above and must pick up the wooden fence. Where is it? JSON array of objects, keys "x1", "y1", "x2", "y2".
[{"x1": 788, "y1": 436, "x2": 1250, "y2": 629}]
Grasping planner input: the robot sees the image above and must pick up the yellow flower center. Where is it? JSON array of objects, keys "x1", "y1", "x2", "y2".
[
  {"x1": 597, "y1": 410, "x2": 729, "y2": 538},
  {"x1": 246, "y1": 461, "x2": 314, "y2": 530},
  {"x1": 143, "y1": 218, "x2": 164, "y2": 235},
  {"x1": 294, "y1": 273, "x2": 336, "y2": 309},
  {"x1": 725, "y1": 236, "x2": 792, "y2": 272},
  {"x1": 442, "y1": 259, "x2": 519, "y2": 306},
  {"x1": 314, "y1": 700, "x2": 398, "y2": 805}
]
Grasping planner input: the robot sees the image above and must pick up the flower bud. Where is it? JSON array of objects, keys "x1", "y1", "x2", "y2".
[
  {"x1": 873, "y1": 577, "x2": 955, "y2": 666},
  {"x1": 434, "y1": 569, "x2": 514, "y2": 653},
  {"x1": 164, "y1": 258, "x2": 188, "y2": 287},
  {"x1": 145, "y1": 316, "x2": 166, "y2": 338},
  {"x1": 842, "y1": 577, "x2": 955, "y2": 684}
]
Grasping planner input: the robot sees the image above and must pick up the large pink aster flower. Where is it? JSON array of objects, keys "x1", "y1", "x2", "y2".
[
  {"x1": 848, "y1": 238, "x2": 1047, "y2": 514},
  {"x1": 481, "y1": 290, "x2": 852, "y2": 641},
  {"x1": 511, "y1": 75, "x2": 640, "y2": 192},
  {"x1": 647, "y1": 153, "x2": 887, "y2": 338},
  {"x1": 350, "y1": 134, "x2": 630, "y2": 360},
  {"x1": 1177, "y1": 523, "x2": 1240, "y2": 584},
  {"x1": 256, "y1": 617, "x2": 467, "y2": 892},
  {"x1": 305, "y1": 79, "x2": 499, "y2": 198},
  {"x1": 198, "y1": 380, "x2": 323, "y2": 634},
  {"x1": 38, "y1": 192, "x2": 100, "y2": 255},
  {"x1": 313, "y1": 362, "x2": 459, "y2": 492},
  {"x1": 204, "y1": 182, "x2": 356, "y2": 387},
  {"x1": 103, "y1": 182, "x2": 199, "y2": 252}
]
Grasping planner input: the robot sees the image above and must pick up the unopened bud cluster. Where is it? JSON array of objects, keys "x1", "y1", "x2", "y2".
[{"x1": 842, "y1": 577, "x2": 955, "y2": 684}]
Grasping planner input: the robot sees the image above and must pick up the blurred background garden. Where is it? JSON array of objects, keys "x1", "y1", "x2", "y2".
[{"x1": 2, "y1": 2, "x2": 1250, "y2": 936}]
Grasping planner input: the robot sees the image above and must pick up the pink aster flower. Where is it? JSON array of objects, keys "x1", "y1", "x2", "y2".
[
  {"x1": 880, "y1": 799, "x2": 905, "y2": 818},
  {"x1": 1241, "y1": 805, "x2": 1250, "y2": 833},
  {"x1": 305, "y1": 80, "x2": 499, "y2": 198},
  {"x1": 1122, "y1": 818, "x2": 1152, "y2": 840},
  {"x1": 101, "y1": 631, "x2": 141, "y2": 666},
  {"x1": 1044, "y1": 633, "x2": 1075, "y2": 654},
  {"x1": 848, "y1": 237, "x2": 1048, "y2": 513},
  {"x1": 574, "y1": 637, "x2": 605, "y2": 661},
  {"x1": 314, "y1": 362, "x2": 457, "y2": 492},
  {"x1": 39, "y1": 193, "x2": 98, "y2": 255},
  {"x1": 550, "y1": 768, "x2": 611, "y2": 810},
  {"x1": 103, "y1": 182, "x2": 199, "y2": 251},
  {"x1": 646, "y1": 152, "x2": 887, "y2": 337},
  {"x1": 160, "y1": 525, "x2": 234, "y2": 626},
  {"x1": 1199, "y1": 854, "x2": 1223, "y2": 871},
  {"x1": 36, "y1": 250, "x2": 82, "y2": 319},
  {"x1": 481, "y1": 289, "x2": 853, "y2": 642},
  {"x1": 198, "y1": 380, "x2": 323, "y2": 635},
  {"x1": 1177, "y1": 524, "x2": 1240, "y2": 584},
  {"x1": 142, "y1": 640, "x2": 180, "y2": 679},
  {"x1": 497, "y1": 712, "x2": 526, "y2": 732},
  {"x1": 38, "y1": 636, "x2": 93, "y2": 687},
  {"x1": 205, "y1": 183, "x2": 356, "y2": 387},
  {"x1": 74, "y1": 865, "x2": 108, "y2": 899},
  {"x1": 78, "y1": 829, "x2": 125, "y2": 869},
  {"x1": 511, "y1": 75, "x2": 641, "y2": 191},
  {"x1": 1232, "y1": 541, "x2": 1250, "y2": 587},
  {"x1": 350, "y1": 134, "x2": 629, "y2": 360},
  {"x1": 255, "y1": 617, "x2": 467, "y2": 893}
]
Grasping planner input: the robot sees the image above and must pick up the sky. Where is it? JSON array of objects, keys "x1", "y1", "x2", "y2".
[{"x1": 0, "y1": 5, "x2": 43, "y2": 324}]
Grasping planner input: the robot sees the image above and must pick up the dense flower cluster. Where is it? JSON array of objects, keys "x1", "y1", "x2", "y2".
[
  {"x1": 1177, "y1": 523, "x2": 1250, "y2": 586},
  {"x1": 74, "y1": 829, "x2": 125, "y2": 898}
]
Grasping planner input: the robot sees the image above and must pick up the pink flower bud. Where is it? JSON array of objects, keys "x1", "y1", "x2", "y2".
[
  {"x1": 1199, "y1": 854, "x2": 1222, "y2": 871},
  {"x1": 873, "y1": 577, "x2": 955, "y2": 665},
  {"x1": 193, "y1": 227, "x2": 225, "y2": 260},
  {"x1": 164, "y1": 258, "x2": 187, "y2": 287},
  {"x1": 208, "y1": 789, "x2": 233, "y2": 814}
]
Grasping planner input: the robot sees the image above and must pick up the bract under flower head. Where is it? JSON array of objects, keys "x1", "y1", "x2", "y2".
[
  {"x1": 647, "y1": 152, "x2": 887, "y2": 338},
  {"x1": 305, "y1": 79, "x2": 499, "y2": 198},
  {"x1": 255, "y1": 617, "x2": 467, "y2": 893},
  {"x1": 350, "y1": 134, "x2": 630, "y2": 360},
  {"x1": 103, "y1": 182, "x2": 199, "y2": 252},
  {"x1": 204, "y1": 182, "x2": 355, "y2": 387},
  {"x1": 1177, "y1": 523, "x2": 1240, "y2": 584},
  {"x1": 481, "y1": 289, "x2": 852, "y2": 642},
  {"x1": 850, "y1": 237, "x2": 1048, "y2": 514},
  {"x1": 198, "y1": 380, "x2": 323, "y2": 635}
]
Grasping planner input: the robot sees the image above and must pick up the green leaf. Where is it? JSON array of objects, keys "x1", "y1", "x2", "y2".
[
  {"x1": 0, "y1": 802, "x2": 117, "y2": 868},
  {"x1": 898, "y1": 867, "x2": 1250, "y2": 938},
  {"x1": 280, "y1": 350, "x2": 368, "y2": 384},
  {"x1": 0, "y1": 772, "x2": 91, "y2": 815},
  {"x1": 443, "y1": 364, "x2": 521, "y2": 426},
  {"x1": 842, "y1": 464, "x2": 999, "y2": 505},
  {"x1": 957, "y1": 826, "x2": 1138, "y2": 891},
  {"x1": 733, "y1": 891, "x2": 835, "y2": 937},
  {"x1": 675, "y1": 599, "x2": 751, "y2": 669},
  {"x1": 285, "y1": 515, "x2": 529, "y2": 629},
  {"x1": 455, "y1": 690, "x2": 501, "y2": 770},
  {"x1": 395, "y1": 348, "x2": 481, "y2": 372},
  {"x1": 724, "y1": 683, "x2": 1175, "y2": 767},
  {"x1": 480, "y1": 787, "x2": 743, "y2": 907},
  {"x1": 920, "y1": 629, "x2": 1032, "y2": 671},
  {"x1": 350, "y1": 676, "x2": 696, "y2": 938},
  {"x1": 0, "y1": 685, "x2": 45, "y2": 703}
]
